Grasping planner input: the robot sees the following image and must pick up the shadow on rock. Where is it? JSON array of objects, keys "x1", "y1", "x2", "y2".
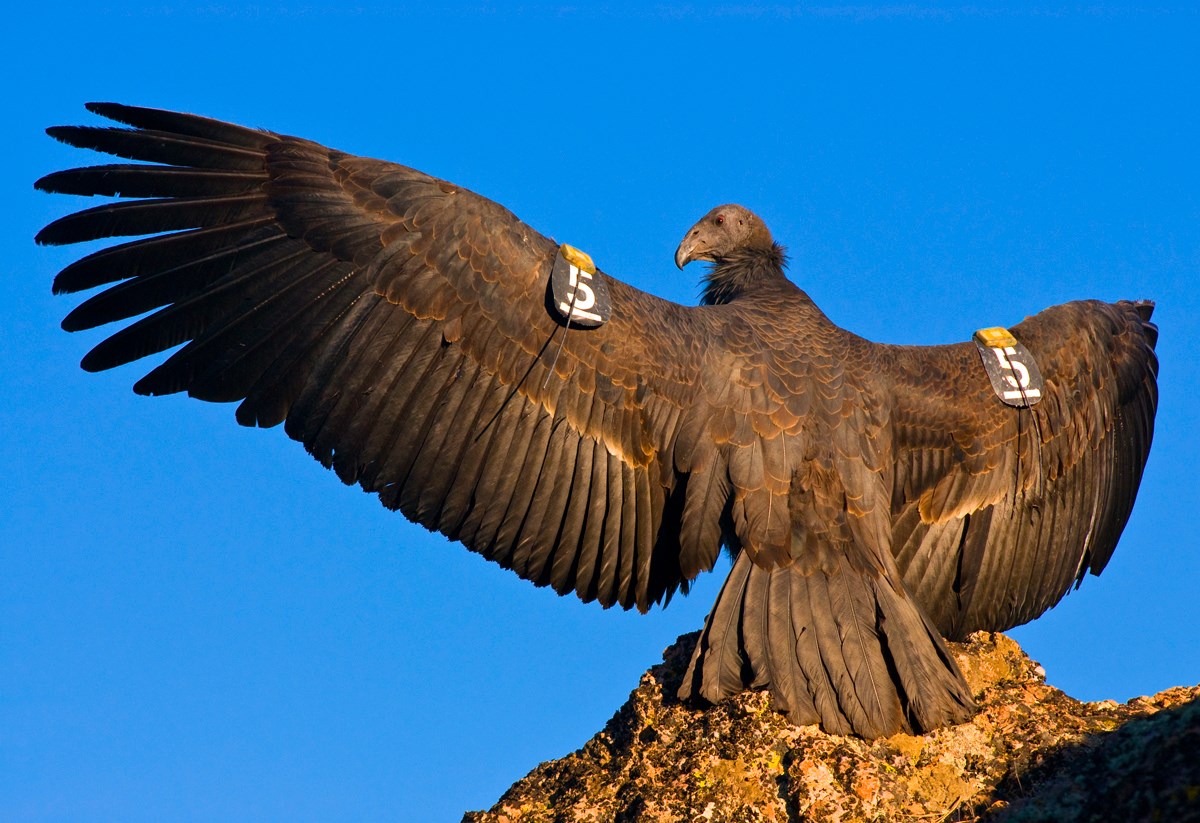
[{"x1": 986, "y1": 694, "x2": 1200, "y2": 822}]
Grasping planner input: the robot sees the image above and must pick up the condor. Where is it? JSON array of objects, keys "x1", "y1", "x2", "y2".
[{"x1": 37, "y1": 104, "x2": 1158, "y2": 738}]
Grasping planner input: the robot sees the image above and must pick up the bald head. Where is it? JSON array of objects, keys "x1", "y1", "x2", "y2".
[{"x1": 674, "y1": 205, "x2": 774, "y2": 269}]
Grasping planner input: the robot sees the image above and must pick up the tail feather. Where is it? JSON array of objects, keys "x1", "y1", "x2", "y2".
[
  {"x1": 775, "y1": 568, "x2": 823, "y2": 727},
  {"x1": 820, "y1": 563, "x2": 904, "y2": 737},
  {"x1": 680, "y1": 551, "x2": 977, "y2": 737},
  {"x1": 739, "y1": 558, "x2": 772, "y2": 691},
  {"x1": 784, "y1": 568, "x2": 875, "y2": 736},
  {"x1": 878, "y1": 595, "x2": 976, "y2": 731},
  {"x1": 680, "y1": 552, "x2": 751, "y2": 700}
]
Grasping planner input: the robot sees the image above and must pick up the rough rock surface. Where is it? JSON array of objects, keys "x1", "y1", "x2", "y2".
[{"x1": 463, "y1": 631, "x2": 1200, "y2": 822}]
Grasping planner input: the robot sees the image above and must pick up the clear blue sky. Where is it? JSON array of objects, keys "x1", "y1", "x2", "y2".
[{"x1": 3, "y1": 3, "x2": 1198, "y2": 821}]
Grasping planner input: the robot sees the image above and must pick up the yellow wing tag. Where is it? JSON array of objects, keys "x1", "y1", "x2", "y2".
[
  {"x1": 973, "y1": 326, "x2": 1044, "y2": 407},
  {"x1": 549, "y1": 243, "x2": 611, "y2": 327}
]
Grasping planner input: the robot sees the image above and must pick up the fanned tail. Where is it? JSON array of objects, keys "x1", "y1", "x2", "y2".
[{"x1": 680, "y1": 551, "x2": 977, "y2": 738}]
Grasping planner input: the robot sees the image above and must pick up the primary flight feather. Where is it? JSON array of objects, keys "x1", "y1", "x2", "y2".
[{"x1": 37, "y1": 103, "x2": 1158, "y2": 738}]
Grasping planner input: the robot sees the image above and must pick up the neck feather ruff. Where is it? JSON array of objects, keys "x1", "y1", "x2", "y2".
[{"x1": 700, "y1": 244, "x2": 788, "y2": 306}]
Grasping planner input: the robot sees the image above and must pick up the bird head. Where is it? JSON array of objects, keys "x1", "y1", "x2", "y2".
[{"x1": 674, "y1": 204, "x2": 774, "y2": 269}]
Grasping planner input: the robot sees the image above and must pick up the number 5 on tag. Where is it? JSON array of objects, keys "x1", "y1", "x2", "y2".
[
  {"x1": 973, "y1": 326, "x2": 1044, "y2": 408},
  {"x1": 550, "y1": 244, "x2": 611, "y2": 328}
]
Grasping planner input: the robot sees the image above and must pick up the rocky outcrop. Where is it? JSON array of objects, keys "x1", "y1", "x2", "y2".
[{"x1": 464, "y1": 632, "x2": 1200, "y2": 822}]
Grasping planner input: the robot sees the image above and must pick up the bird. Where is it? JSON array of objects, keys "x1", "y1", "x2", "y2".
[{"x1": 35, "y1": 103, "x2": 1159, "y2": 739}]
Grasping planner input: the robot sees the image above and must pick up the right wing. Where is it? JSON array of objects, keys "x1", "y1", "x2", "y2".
[{"x1": 886, "y1": 300, "x2": 1158, "y2": 637}]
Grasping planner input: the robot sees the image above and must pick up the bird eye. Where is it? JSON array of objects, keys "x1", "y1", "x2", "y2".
[{"x1": 715, "y1": 215, "x2": 725, "y2": 225}]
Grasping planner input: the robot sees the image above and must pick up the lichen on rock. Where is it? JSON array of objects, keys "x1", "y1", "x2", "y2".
[{"x1": 463, "y1": 632, "x2": 1200, "y2": 823}]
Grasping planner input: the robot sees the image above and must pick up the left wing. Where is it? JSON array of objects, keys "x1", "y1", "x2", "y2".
[{"x1": 35, "y1": 103, "x2": 743, "y2": 613}]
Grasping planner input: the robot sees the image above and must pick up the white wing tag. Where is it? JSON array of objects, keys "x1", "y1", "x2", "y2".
[
  {"x1": 973, "y1": 326, "x2": 1044, "y2": 407},
  {"x1": 550, "y1": 244, "x2": 610, "y2": 328}
]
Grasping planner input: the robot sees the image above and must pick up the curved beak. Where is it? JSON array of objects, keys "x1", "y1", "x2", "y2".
[
  {"x1": 675, "y1": 228, "x2": 705, "y2": 269},
  {"x1": 674, "y1": 241, "x2": 693, "y2": 270}
]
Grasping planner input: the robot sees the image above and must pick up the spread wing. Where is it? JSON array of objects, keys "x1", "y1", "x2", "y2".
[
  {"x1": 35, "y1": 103, "x2": 739, "y2": 612},
  {"x1": 887, "y1": 300, "x2": 1159, "y2": 638}
]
